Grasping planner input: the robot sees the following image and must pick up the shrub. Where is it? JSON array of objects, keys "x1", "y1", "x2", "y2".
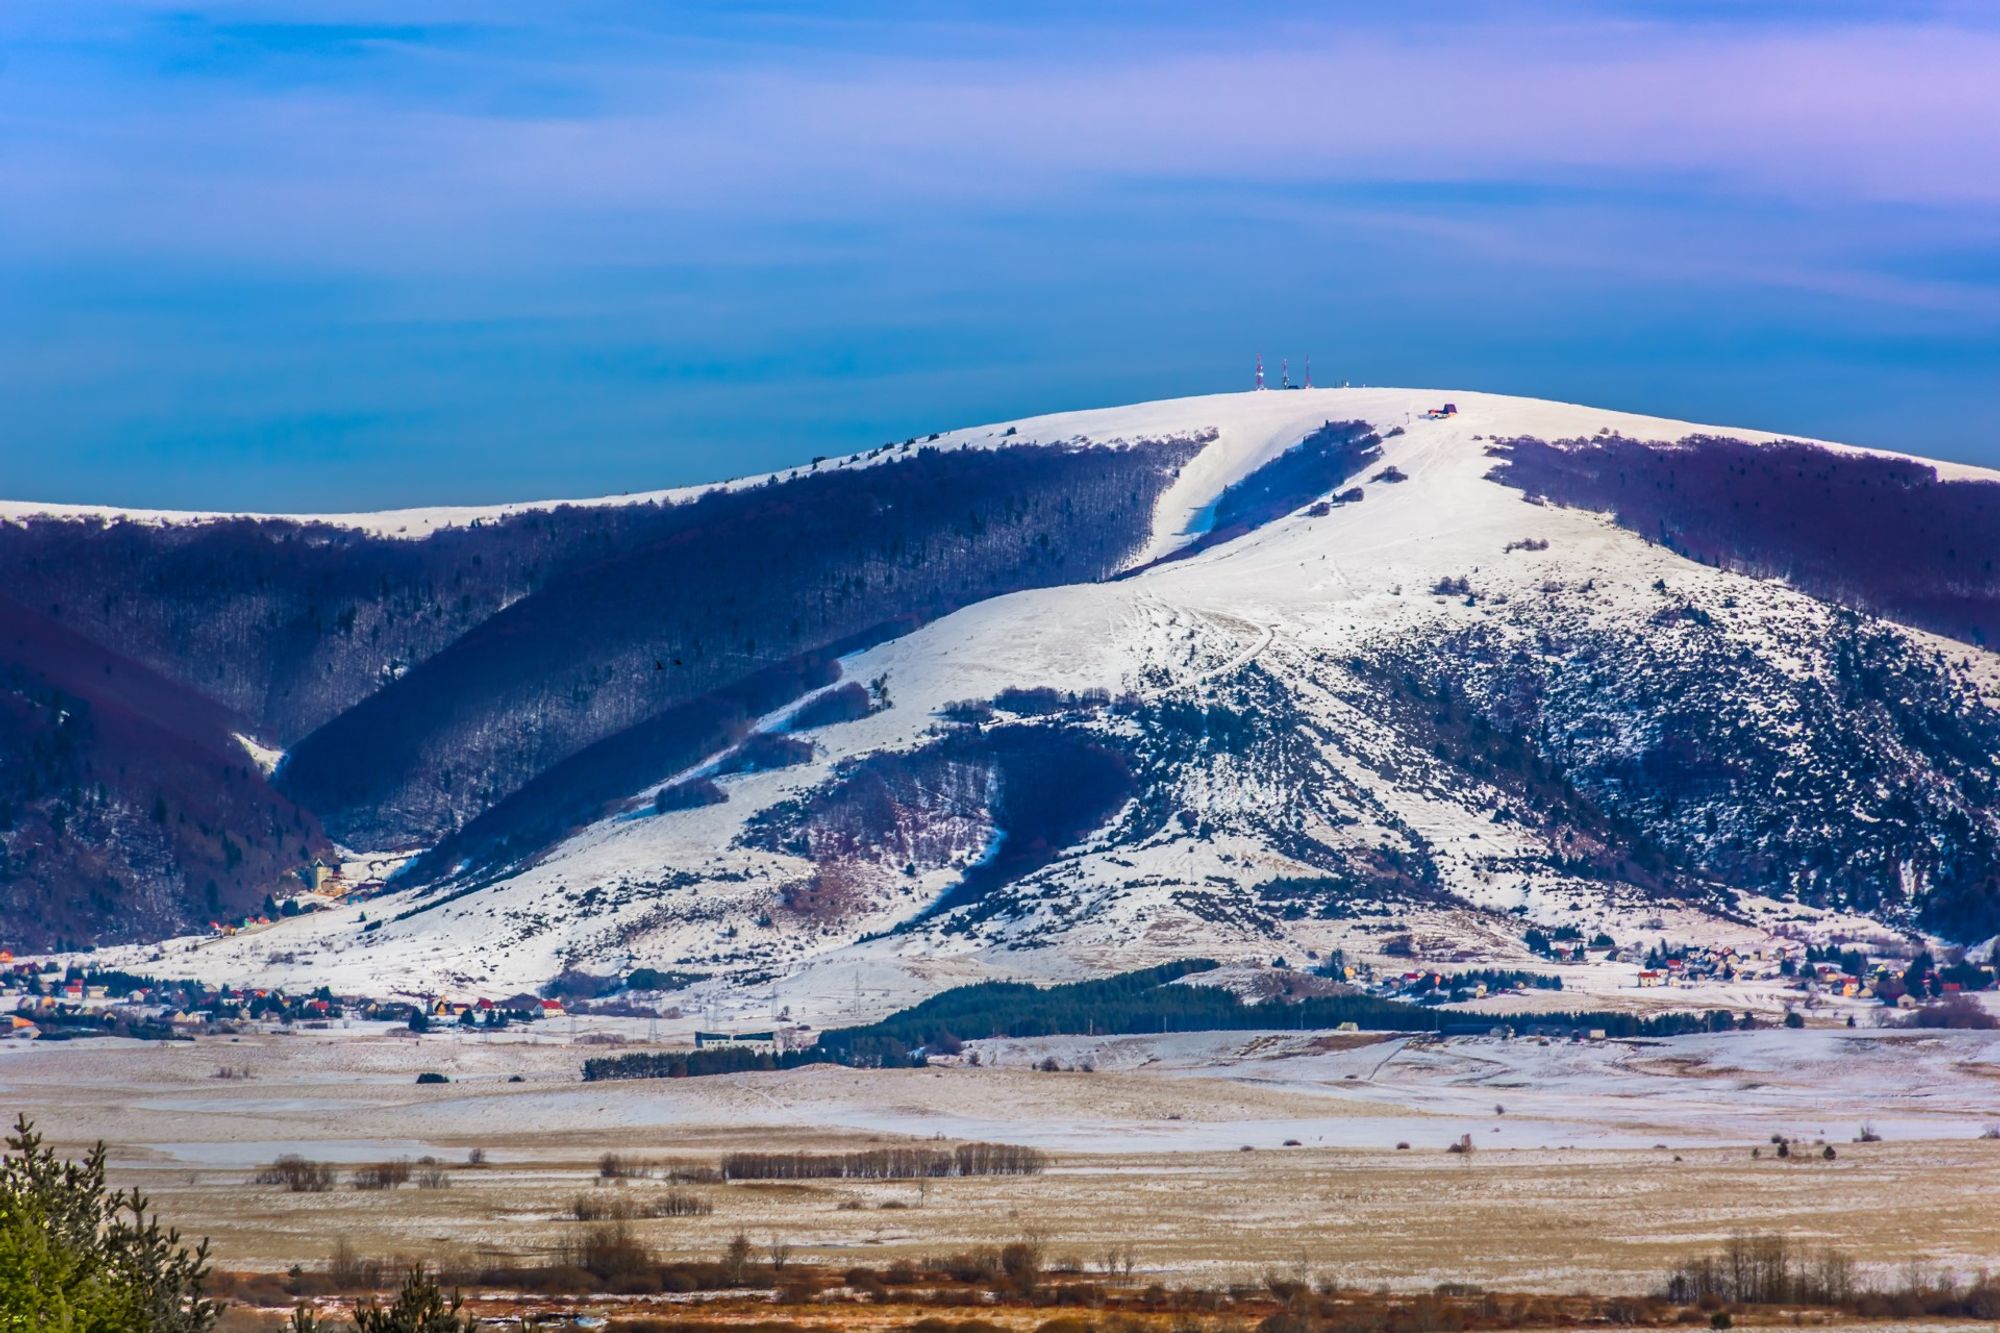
[
  {"x1": 415, "y1": 1072, "x2": 450, "y2": 1085},
  {"x1": 654, "y1": 778, "x2": 728, "y2": 814},
  {"x1": 328, "y1": 1238, "x2": 387, "y2": 1291},
  {"x1": 352, "y1": 1160, "x2": 412, "y2": 1191},
  {"x1": 571, "y1": 1193, "x2": 635, "y2": 1222},
  {"x1": 713, "y1": 732, "x2": 814, "y2": 776},
  {"x1": 1901, "y1": 995, "x2": 1998, "y2": 1029},
  {"x1": 254, "y1": 1154, "x2": 336, "y2": 1193},
  {"x1": 599, "y1": 1152, "x2": 655, "y2": 1179},
  {"x1": 787, "y1": 682, "x2": 873, "y2": 730},
  {"x1": 646, "y1": 1188, "x2": 714, "y2": 1218},
  {"x1": 1000, "y1": 1238, "x2": 1045, "y2": 1297},
  {"x1": 557, "y1": 1221, "x2": 656, "y2": 1284}
]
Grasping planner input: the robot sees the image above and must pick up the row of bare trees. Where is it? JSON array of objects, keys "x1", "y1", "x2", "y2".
[
  {"x1": 255, "y1": 1154, "x2": 453, "y2": 1192},
  {"x1": 1662, "y1": 1234, "x2": 1858, "y2": 1306},
  {"x1": 721, "y1": 1141, "x2": 1046, "y2": 1181}
]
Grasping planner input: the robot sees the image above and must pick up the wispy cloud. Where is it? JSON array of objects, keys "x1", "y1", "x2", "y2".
[
  {"x1": 10, "y1": 8, "x2": 2000, "y2": 251},
  {"x1": 0, "y1": 2, "x2": 1996, "y2": 507}
]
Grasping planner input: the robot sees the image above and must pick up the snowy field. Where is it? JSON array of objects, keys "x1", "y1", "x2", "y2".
[{"x1": 4, "y1": 1021, "x2": 1998, "y2": 1289}]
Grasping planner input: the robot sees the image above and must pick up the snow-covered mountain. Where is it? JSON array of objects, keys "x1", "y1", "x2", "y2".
[{"x1": 9, "y1": 387, "x2": 2000, "y2": 1015}]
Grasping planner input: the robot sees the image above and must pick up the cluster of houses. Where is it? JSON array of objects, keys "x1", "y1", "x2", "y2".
[
  {"x1": 1, "y1": 959, "x2": 362, "y2": 1039},
  {"x1": 0, "y1": 965, "x2": 594, "y2": 1041},
  {"x1": 1625, "y1": 939, "x2": 1998, "y2": 1005},
  {"x1": 1, "y1": 956, "x2": 567, "y2": 1041},
  {"x1": 1323, "y1": 931, "x2": 1997, "y2": 1013},
  {"x1": 1630, "y1": 941, "x2": 1798, "y2": 988},
  {"x1": 426, "y1": 993, "x2": 565, "y2": 1023},
  {"x1": 1385, "y1": 971, "x2": 1502, "y2": 1002}
]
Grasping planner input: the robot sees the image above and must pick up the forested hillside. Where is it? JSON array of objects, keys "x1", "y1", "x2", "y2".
[
  {"x1": 281, "y1": 440, "x2": 1205, "y2": 849},
  {"x1": 1488, "y1": 434, "x2": 2000, "y2": 650},
  {"x1": 0, "y1": 593, "x2": 329, "y2": 947},
  {"x1": 0, "y1": 434, "x2": 1210, "y2": 945}
]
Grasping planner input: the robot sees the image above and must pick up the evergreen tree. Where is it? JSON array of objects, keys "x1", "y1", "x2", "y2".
[{"x1": 0, "y1": 1115, "x2": 218, "y2": 1332}]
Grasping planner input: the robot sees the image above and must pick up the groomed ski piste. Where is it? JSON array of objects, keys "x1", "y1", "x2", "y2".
[{"x1": 45, "y1": 387, "x2": 2000, "y2": 1024}]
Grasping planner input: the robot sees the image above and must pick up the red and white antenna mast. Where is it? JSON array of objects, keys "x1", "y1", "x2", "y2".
[{"x1": 1254, "y1": 353, "x2": 1265, "y2": 391}]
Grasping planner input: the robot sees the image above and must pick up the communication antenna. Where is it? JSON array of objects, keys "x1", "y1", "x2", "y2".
[
  {"x1": 1255, "y1": 353, "x2": 1265, "y2": 391},
  {"x1": 1305, "y1": 356, "x2": 1313, "y2": 389}
]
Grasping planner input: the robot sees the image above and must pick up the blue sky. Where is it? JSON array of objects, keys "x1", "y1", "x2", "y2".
[{"x1": 3, "y1": 2, "x2": 1997, "y2": 511}]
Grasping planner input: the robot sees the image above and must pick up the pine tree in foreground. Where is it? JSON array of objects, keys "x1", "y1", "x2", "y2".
[{"x1": 0, "y1": 1114, "x2": 219, "y2": 1332}]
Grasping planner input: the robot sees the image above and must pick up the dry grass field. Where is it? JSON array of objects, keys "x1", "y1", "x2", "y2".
[{"x1": 5, "y1": 1022, "x2": 2000, "y2": 1295}]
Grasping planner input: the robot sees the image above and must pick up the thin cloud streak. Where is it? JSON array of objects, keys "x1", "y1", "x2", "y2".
[
  {"x1": 8, "y1": 13, "x2": 2000, "y2": 264},
  {"x1": 1, "y1": 3, "x2": 1997, "y2": 507}
]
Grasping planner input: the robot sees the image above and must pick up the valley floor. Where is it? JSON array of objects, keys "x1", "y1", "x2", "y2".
[{"x1": 5, "y1": 1022, "x2": 1999, "y2": 1292}]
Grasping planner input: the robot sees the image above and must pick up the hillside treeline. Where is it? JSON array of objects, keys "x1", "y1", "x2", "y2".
[
  {"x1": 580, "y1": 1034, "x2": 919, "y2": 1082},
  {"x1": 1209, "y1": 419, "x2": 1380, "y2": 532},
  {"x1": 815, "y1": 961, "x2": 1745, "y2": 1056},
  {"x1": 283, "y1": 439, "x2": 1204, "y2": 849},
  {"x1": 1490, "y1": 433, "x2": 2000, "y2": 652},
  {"x1": 0, "y1": 434, "x2": 1213, "y2": 931},
  {"x1": 580, "y1": 963, "x2": 1744, "y2": 1081},
  {"x1": 0, "y1": 593, "x2": 328, "y2": 948}
]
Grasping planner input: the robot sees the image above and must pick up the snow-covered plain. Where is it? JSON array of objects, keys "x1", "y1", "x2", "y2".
[
  {"x1": 54, "y1": 388, "x2": 2000, "y2": 1014},
  {"x1": 10, "y1": 1021, "x2": 2000, "y2": 1288}
]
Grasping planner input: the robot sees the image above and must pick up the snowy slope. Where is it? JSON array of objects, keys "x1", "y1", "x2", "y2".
[{"x1": 67, "y1": 388, "x2": 2000, "y2": 1014}]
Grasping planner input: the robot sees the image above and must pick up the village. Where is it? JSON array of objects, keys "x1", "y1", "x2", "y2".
[
  {"x1": 7, "y1": 914, "x2": 1993, "y2": 1049},
  {"x1": 0, "y1": 951, "x2": 569, "y2": 1044},
  {"x1": 1361, "y1": 928, "x2": 1997, "y2": 1020}
]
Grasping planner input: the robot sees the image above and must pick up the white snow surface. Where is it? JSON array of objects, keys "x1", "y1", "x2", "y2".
[
  {"x1": 52, "y1": 388, "x2": 2000, "y2": 1011},
  {"x1": 231, "y1": 733, "x2": 284, "y2": 777}
]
